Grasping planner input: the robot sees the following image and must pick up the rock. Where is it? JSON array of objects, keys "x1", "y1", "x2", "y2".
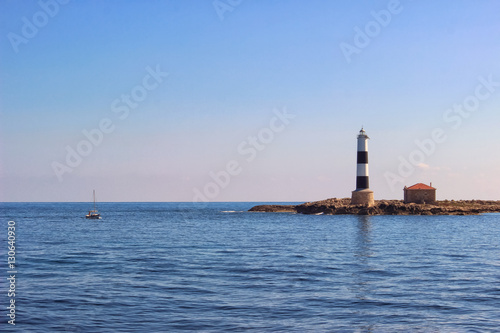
[
  {"x1": 248, "y1": 199, "x2": 500, "y2": 216},
  {"x1": 249, "y1": 205, "x2": 296, "y2": 213}
]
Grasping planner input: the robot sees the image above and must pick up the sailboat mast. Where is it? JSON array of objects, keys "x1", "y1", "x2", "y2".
[{"x1": 93, "y1": 190, "x2": 96, "y2": 211}]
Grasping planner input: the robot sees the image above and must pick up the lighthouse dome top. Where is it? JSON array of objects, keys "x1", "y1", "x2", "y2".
[{"x1": 357, "y1": 127, "x2": 370, "y2": 139}]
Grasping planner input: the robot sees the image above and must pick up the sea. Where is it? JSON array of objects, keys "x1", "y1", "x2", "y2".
[{"x1": 1, "y1": 202, "x2": 499, "y2": 332}]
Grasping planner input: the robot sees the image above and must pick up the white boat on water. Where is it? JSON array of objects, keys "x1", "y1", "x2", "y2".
[{"x1": 85, "y1": 190, "x2": 101, "y2": 219}]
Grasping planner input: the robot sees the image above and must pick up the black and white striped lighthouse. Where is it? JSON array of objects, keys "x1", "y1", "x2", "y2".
[{"x1": 351, "y1": 128, "x2": 374, "y2": 206}]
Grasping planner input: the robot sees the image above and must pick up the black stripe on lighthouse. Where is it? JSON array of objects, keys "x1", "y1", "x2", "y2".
[
  {"x1": 357, "y1": 151, "x2": 368, "y2": 164},
  {"x1": 356, "y1": 176, "x2": 369, "y2": 189}
]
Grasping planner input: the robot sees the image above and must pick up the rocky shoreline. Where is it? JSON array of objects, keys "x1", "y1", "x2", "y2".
[{"x1": 249, "y1": 198, "x2": 500, "y2": 216}]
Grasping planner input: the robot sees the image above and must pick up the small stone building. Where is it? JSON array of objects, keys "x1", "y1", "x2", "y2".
[{"x1": 404, "y1": 183, "x2": 436, "y2": 204}]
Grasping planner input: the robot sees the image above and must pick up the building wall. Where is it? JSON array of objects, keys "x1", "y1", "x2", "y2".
[{"x1": 404, "y1": 189, "x2": 436, "y2": 204}]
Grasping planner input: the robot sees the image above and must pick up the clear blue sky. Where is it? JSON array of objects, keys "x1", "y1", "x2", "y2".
[{"x1": 1, "y1": 0, "x2": 500, "y2": 202}]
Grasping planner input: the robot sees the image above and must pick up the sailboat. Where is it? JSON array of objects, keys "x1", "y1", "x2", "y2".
[{"x1": 85, "y1": 190, "x2": 101, "y2": 219}]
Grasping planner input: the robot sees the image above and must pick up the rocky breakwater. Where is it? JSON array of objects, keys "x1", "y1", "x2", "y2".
[{"x1": 249, "y1": 198, "x2": 500, "y2": 216}]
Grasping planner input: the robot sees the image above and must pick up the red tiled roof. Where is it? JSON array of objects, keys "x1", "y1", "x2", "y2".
[{"x1": 406, "y1": 183, "x2": 436, "y2": 190}]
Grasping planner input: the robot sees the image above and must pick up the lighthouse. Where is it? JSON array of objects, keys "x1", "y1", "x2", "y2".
[{"x1": 351, "y1": 128, "x2": 375, "y2": 206}]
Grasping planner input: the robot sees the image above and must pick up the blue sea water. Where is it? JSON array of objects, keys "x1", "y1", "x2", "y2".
[{"x1": 1, "y1": 202, "x2": 500, "y2": 332}]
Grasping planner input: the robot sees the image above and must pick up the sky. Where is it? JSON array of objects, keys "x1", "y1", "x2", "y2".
[{"x1": 1, "y1": 0, "x2": 500, "y2": 202}]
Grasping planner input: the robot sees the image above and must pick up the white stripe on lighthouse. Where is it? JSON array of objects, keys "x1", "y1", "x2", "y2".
[
  {"x1": 357, "y1": 138, "x2": 368, "y2": 152},
  {"x1": 357, "y1": 164, "x2": 369, "y2": 177}
]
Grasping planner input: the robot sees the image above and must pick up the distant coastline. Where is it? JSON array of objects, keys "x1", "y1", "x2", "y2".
[{"x1": 249, "y1": 198, "x2": 500, "y2": 216}]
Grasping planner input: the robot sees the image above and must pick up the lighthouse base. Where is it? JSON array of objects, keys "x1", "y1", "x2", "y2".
[{"x1": 351, "y1": 189, "x2": 374, "y2": 206}]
